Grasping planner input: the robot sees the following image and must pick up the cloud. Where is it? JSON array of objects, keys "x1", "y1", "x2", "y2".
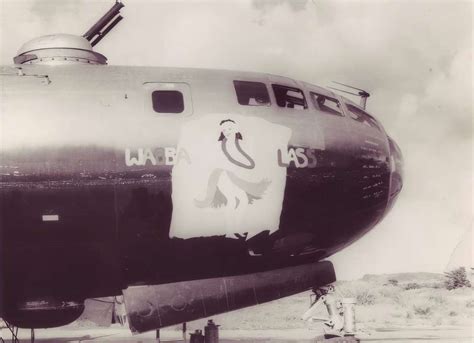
[
  {"x1": 252, "y1": 0, "x2": 309, "y2": 13},
  {"x1": 30, "y1": 0, "x2": 87, "y2": 24},
  {"x1": 332, "y1": 23, "x2": 472, "y2": 279}
]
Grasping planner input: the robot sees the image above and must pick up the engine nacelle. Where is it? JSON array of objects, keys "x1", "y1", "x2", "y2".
[{"x1": 3, "y1": 297, "x2": 84, "y2": 328}]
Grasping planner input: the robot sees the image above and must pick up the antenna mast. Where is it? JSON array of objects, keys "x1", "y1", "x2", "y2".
[{"x1": 329, "y1": 81, "x2": 370, "y2": 109}]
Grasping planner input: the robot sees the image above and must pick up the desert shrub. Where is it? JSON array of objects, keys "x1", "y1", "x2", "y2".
[
  {"x1": 466, "y1": 300, "x2": 474, "y2": 308},
  {"x1": 428, "y1": 294, "x2": 446, "y2": 305},
  {"x1": 413, "y1": 305, "x2": 432, "y2": 316},
  {"x1": 404, "y1": 282, "x2": 421, "y2": 290},
  {"x1": 449, "y1": 311, "x2": 457, "y2": 317},
  {"x1": 378, "y1": 287, "x2": 401, "y2": 303},
  {"x1": 387, "y1": 279, "x2": 399, "y2": 286},
  {"x1": 356, "y1": 289, "x2": 376, "y2": 305},
  {"x1": 336, "y1": 281, "x2": 376, "y2": 305},
  {"x1": 444, "y1": 267, "x2": 471, "y2": 290}
]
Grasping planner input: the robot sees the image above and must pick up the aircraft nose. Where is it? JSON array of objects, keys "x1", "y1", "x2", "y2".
[{"x1": 388, "y1": 137, "x2": 404, "y2": 199}]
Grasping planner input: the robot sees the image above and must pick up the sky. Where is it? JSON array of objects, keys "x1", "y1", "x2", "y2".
[{"x1": 0, "y1": 0, "x2": 472, "y2": 279}]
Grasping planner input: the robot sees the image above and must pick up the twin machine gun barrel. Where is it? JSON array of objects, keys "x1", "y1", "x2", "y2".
[{"x1": 83, "y1": 1, "x2": 125, "y2": 47}]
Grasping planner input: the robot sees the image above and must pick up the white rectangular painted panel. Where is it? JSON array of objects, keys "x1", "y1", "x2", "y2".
[
  {"x1": 42, "y1": 214, "x2": 59, "y2": 221},
  {"x1": 170, "y1": 113, "x2": 292, "y2": 239}
]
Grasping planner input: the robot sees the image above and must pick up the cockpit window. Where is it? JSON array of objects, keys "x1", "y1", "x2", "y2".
[
  {"x1": 233, "y1": 81, "x2": 271, "y2": 106},
  {"x1": 272, "y1": 84, "x2": 307, "y2": 110},
  {"x1": 346, "y1": 104, "x2": 381, "y2": 130},
  {"x1": 152, "y1": 90, "x2": 184, "y2": 113},
  {"x1": 310, "y1": 92, "x2": 343, "y2": 116}
]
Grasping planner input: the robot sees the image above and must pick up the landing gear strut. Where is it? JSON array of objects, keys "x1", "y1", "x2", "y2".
[
  {"x1": 302, "y1": 285, "x2": 357, "y2": 339},
  {"x1": 0, "y1": 320, "x2": 19, "y2": 343},
  {"x1": 0, "y1": 320, "x2": 35, "y2": 343}
]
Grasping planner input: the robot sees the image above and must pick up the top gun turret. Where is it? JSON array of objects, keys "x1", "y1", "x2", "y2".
[{"x1": 13, "y1": 1, "x2": 125, "y2": 65}]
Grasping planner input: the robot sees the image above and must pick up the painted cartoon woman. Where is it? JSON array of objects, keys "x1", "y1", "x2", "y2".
[
  {"x1": 194, "y1": 119, "x2": 270, "y2": 209},
  {"x1": 218, "y1": 119, "x2": 255, "y2": 169}
]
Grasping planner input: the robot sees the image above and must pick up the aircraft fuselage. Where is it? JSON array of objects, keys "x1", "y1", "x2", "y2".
[{"x1": 0, "y1": 64, "x2": 403, "y2": 328}]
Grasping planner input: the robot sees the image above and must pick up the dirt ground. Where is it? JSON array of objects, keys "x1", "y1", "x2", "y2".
[{"x1": 5, "y1": 324, "x2": 472, "y2": 342}]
